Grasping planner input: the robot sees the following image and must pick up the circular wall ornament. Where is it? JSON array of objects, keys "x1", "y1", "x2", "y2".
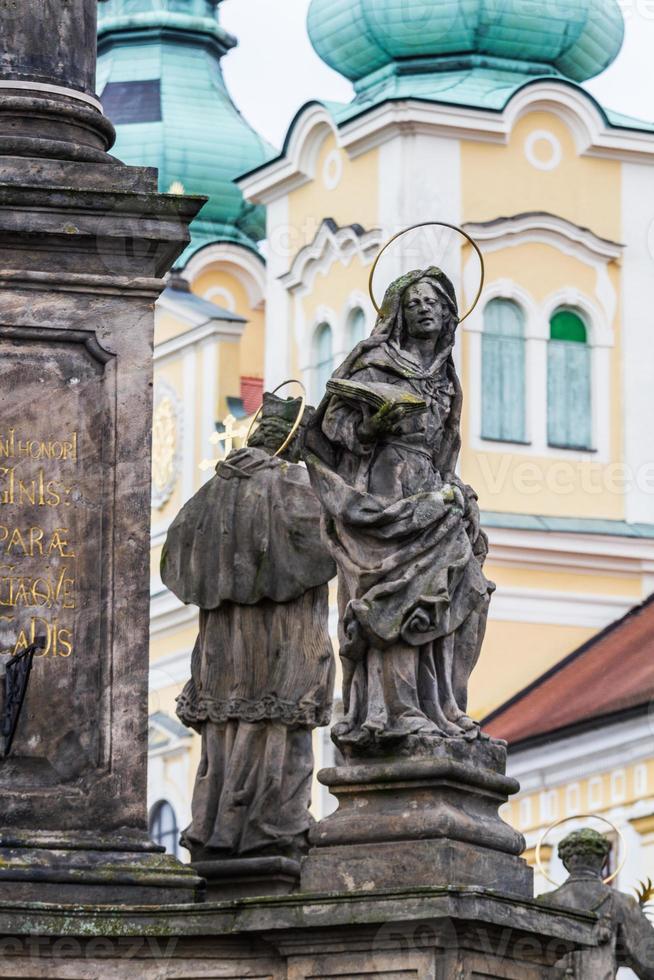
[
  {"x1": 152, "y1": 381, "x2": 182, "y2": 510},
  {"x1": 322, "y1": 149, "x2": 343, "y2": 191},
  {"x1": 524, "y1": 130, "x2": 562, "y2": 172}
]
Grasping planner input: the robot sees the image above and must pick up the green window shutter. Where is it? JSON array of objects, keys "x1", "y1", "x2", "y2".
[
  {"x1": 481, "y1": 299, "x2": 526, "y2": 442},
  {"x1": 547, "y1": 310, "x2": 592, "y2": 450},
  {"x1": 550, "y1": 309, "x2": 587, "y2": 343}
]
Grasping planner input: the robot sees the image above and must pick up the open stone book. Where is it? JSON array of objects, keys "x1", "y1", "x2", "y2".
[{"x1": 326, "y1": 378, "x2": 427, "y2": 419}]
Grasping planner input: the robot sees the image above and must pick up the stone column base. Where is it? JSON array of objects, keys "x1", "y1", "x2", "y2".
[
  {"x1": 302, "y1": 737, "x2": 532, "y2": 897},
  {"x1": 0, "y1": 831, "x2": 203, "y2": 905}
]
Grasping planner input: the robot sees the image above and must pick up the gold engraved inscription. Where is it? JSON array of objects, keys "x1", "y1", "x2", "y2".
[{"x1": 0, "y1": 429, "x2": 79, "y2": 658}]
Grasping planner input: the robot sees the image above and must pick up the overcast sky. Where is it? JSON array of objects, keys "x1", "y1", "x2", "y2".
[{"x1": 219, "y1": 0, "x2": 654, "y2": 150}]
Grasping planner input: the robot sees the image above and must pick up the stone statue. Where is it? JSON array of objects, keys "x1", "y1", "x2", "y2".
[
  {"x1": 540, "y1": 829, "x2": 654, "y2": 978},
  {"x1": 161, "y1": 393, "x2": 336, "y2": 864},
  {"x1": 305, "y1": 268, "x2": 494, "y2": 753}
]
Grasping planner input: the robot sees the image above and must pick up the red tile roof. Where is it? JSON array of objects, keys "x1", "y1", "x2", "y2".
[
  {"x1": 240, "y1": 376, "x2": 263, "y2": 415},
  {"x1": 483, "y1": 595, "x2": 654, "y2": 746}
]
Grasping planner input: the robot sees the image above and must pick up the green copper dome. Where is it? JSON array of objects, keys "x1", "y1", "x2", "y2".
[
  {"x1": 308, "y1": 0, "x2": 624, "y2": 86},
  {"x1": 97, "y1": 0, "x2": 275, "y2": 263}
]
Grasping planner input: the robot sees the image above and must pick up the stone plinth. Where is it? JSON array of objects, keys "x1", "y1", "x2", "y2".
[
  {"x1": 193, "y1": 856, "x2": 301, "y2": 901},
  {"x1": 302, "y1": 738, "x2": 532, "y2": 897},
  {"x1": 0, "y1": 887, "x2": 602, "y2": 978},
  {"x1": 0, "y1": 0, "x2": 205, "y2": 905}
]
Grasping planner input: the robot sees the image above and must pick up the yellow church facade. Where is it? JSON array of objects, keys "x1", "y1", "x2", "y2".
[
  {"x1": 97, "y1": 0, "x2": 654, "y2": 892},
  {"x1": 239, "y1": 84, "x2": 654, "y2": 720}
]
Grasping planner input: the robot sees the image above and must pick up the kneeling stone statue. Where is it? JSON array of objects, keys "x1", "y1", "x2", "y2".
[{"x1": 162, "y1": 393, "x2": 335, "y2": 869}]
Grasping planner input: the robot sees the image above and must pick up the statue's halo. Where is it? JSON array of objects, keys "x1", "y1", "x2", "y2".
[
  {"x1": 535, "y1": 813, "x2": 627, "y2": 887},
  {"x1": 368, "y1": 221, "x2": 485, "y2": 322},
  {"x1": 245, "y1": 379, "x2": 307, "y2": 458}
]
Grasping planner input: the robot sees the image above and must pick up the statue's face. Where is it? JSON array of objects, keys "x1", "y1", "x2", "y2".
[{"x1": 402, "y1": 281, "x2": 444, "y2": 341}]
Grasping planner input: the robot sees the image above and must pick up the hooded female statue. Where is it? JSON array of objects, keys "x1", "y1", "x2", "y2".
[{"x1": 305, "y1": 268, "x2": 494, "y2": 751}]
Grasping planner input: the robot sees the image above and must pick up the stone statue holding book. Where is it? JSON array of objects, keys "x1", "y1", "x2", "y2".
[
  {"x1": 305, "y1": 267, "x2": 494, "y2": 752},
  {"x1": 162, "y1": 392, "x2": 335, "y2": 866}
]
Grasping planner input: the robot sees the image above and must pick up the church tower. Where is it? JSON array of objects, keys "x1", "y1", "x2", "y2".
[
  {"x1": 97, "y1": 0, "x2": 272, "y2": 260},
  {"x1": 98, "y1": 0, "x2": 273, "y2": 423}
]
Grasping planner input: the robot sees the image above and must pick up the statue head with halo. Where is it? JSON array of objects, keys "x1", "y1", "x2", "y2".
[
  {"x1": 356, "y1": 221, "x2": 486, "y2": 379},
  {"x1": 368, "y1": 221, "x2": 485, "y2": 323}
]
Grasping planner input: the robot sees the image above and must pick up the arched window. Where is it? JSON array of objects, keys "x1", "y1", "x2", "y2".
[
  {"x1": 481, "y1": 298, "x2": 526, "y2": 443},
  {"x1": 547, "y1": 309, "x2": 592, "y2": 450},
  {"x1": 313, "y1": 322, "x2": 333, "y2": 401},
  {"x1": 346, "y1": 307, "x2": 366, "y2": 349},
  {"x1": 149, "y1": 800, "x2": 180, "y2": 859}
]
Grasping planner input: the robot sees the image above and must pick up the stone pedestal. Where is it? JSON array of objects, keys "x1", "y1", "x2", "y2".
[
  {"x1": 302, "y1": 738, "x2": 532, "y2": 897},
  {"x1": 193, "y1": 856, "x2": 301, "y2": 901},
  {"x1": 0, "y1": 0, "x2": 205, "y2": 905}
]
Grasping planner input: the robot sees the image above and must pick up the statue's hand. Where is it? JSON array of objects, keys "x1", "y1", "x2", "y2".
[
  {"x1": 441, "y1": 483, "x2": 465, "y2": 511},
  {"x1": 358, "y1": 404, "x2": 405, "y2": 443}
]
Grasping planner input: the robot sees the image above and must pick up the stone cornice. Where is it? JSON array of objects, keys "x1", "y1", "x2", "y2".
[
  {"x1": 240, "y1": 83, "x2": 654, "y2": 206},
  {"x1": 463, "y1": 212, "x2": 623, "y2": 265}
]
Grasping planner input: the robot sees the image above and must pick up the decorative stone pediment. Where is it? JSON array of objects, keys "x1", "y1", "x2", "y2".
[{"x1": 281, "y1": 218, "x2": 382, "y2": 296}]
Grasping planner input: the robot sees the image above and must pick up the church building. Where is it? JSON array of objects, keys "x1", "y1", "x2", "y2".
[{"x1": 97, "y1": 0, "x2": 654, "y2": 890}]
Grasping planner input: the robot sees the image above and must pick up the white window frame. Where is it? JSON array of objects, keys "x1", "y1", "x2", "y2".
[
  {"x1": 465, "y1": 281, "x2": 613, "y2": 463},
  {"x1": 305, "y1": 308, "x2": 338, "y2": 404},
  {"x1": 339, "y1": 290, "x2": 373, "y2": 361}
]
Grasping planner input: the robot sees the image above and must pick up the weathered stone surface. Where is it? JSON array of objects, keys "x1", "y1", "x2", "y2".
[
  {"x1": 0, "y1": 0, "x2": 205, "y2": 905},
  {"x1": 0, "y1": 887, "x2": 603, "y2": 978},
  {"x1": 0, "y1": 0, "x2": 102, "y2": 94},
  {"x1": 301, "y1": 264, "x2": 535, "y2": 912},
  {"x1": 301, "y1": 737, "x2": 532, "y2": 897},
  {"x1": 305, "y1": 268, "x2": 494, "y2": 752},
  {"x1": 162, "y1": 396, "x2": 335, "y2": 879},
  {"x1": 539, "y1": 829, "x2": 654, "y2": 978},
  {"x1": 0, "y1": 1, "x2": 116, "y2": 163},
  {"x1": 193, "y1": 856, "x2": 301, "y2": 901}
]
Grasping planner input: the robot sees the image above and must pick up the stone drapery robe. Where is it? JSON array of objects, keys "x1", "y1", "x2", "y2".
[
  {"x1": 162, "y1": 447, "x2": 335, "y2": 859},
  {"x1": 305, "y1": 269, "x2": 494, "y2": 746}
]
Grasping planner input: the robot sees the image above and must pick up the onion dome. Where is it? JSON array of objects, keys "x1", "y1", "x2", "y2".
[
  {"x1": 97, "y1": 0, "x2": 275, "y2": 262},
  {"x1": 308, "y1": 0, "x2": 624, "y2": 94}
]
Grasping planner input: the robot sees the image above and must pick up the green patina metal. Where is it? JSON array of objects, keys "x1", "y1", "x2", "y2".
[
  {"x1": 305, "y1": 0, "x2": 644, "y2": 129},
  {"x1": 97, "y1": 0, "x2": 275, "y2": 265},
  {"x1": 308, "y1": 0, "x2": 624, "y2": 85}
]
